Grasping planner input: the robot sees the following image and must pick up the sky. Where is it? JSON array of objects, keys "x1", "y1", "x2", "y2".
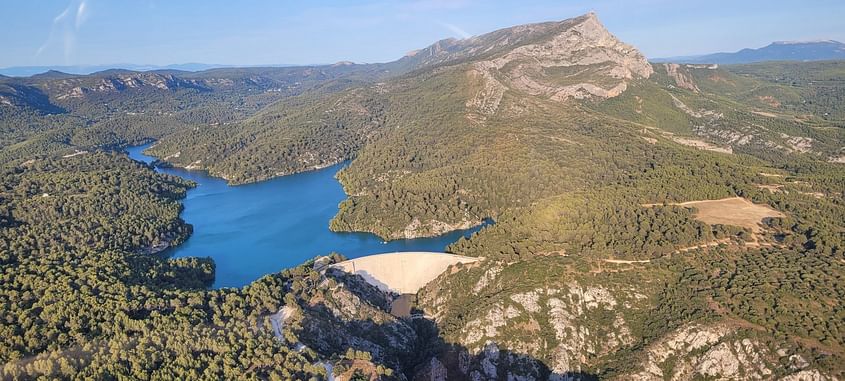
[{"x1": 1, "y1": 0, "x2": 844, "y2": 68}]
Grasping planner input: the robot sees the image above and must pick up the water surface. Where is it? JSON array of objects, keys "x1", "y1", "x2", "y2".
[{"x1": 127, "y1": 144, "x2": 487, "y2": 288}]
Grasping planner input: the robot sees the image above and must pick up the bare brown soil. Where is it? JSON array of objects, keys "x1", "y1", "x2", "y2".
[
  {"x1": 676, "y1": 197, "x2": 784, "y2": 234},
  {"x1": 642, "y1": 197, "x2": 786, "y2": 251}
]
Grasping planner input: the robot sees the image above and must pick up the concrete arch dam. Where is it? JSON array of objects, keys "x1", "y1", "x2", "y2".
[{"x1": 330, "y1": 252, "x2": 480, "y2": 294}]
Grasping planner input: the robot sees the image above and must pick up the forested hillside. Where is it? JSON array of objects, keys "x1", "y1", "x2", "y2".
[
  {"x1": 1, "y1": 11, "x2": 843, "y2": 380},
  {"x1": 0, "y1": 153, "x2": 422, "y2": 379},
  {"x1": 0, "y1": 62, "x2": 394, "y2": 165}
]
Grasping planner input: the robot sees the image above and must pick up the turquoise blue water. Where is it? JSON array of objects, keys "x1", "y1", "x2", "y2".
[{"x1": 126, "y1": 144, "x2": 488, "y2": 288}]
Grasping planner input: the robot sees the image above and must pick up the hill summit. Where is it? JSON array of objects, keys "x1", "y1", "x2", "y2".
[{"x1": 399, "y1": 12, "x2": 653, "y2": 104}]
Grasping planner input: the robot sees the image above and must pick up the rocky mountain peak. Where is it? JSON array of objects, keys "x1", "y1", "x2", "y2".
[
  {"x1": 457, "y1": 13, "x2": 653, "y2": 118},
  {"x1": 399, "y1": 13, "x2": 613, "y2": 68}
]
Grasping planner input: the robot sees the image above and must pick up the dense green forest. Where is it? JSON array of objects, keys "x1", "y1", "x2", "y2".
[{"x1": 0, "y1": 153, "x2": 399, "y2": 379}]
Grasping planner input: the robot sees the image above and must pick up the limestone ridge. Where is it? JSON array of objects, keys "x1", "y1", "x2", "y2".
[
  {"x1": 401, "y1": 12, "x2": 653, "y2": 113},
  {"x1": 46, "y1": 72, "x2": 213, "y2": 100}
]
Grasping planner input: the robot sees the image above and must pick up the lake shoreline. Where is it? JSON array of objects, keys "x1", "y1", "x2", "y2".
[{"x1": 125, "y1": 143, "x2": 491, "y2": 288}]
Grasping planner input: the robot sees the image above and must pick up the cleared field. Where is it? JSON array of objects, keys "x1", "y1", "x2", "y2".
[
  {"x1": 676, "y1": 197, "x2": 784, "y2": 233},
  {"x1": 641, "y1": 197, "x2": 786, "y2": 251}
]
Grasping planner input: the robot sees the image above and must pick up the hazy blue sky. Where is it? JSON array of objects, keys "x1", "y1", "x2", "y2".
[{"x1": 2, "y1": 0, "x2": 843, "y2": 68}]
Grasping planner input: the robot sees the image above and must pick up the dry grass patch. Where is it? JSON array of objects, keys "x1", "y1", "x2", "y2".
[
  {"x1": 643, "y1": 197, "x2": 786, "y2": 249},
  {"x1": 675, "y1": 197, "x2": 784, "y2": 234}
]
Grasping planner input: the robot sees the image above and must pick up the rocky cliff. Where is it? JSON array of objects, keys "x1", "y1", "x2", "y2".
[
  {"x1": 413, "y1": 258, "x2": 841, "y2": 380},
  {"x1": 400, "y1": 12, "x2": 652, "y2": 114}
]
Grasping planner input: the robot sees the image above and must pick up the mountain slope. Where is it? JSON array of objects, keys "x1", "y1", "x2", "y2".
[
  {"x1": 0, "y1": 63, "x2": 398, "y2": 164},
  {"x1": 590, "y1": 62, "x2": 845, "y2": 161},
  {"x1": 417, "y1": 255, "x2": 842, "y2": 379},
  {"x1": 402, "y1": 12, "x2": 653, "y2": 102},
  {"x1": 140, "y1": 13, "x2": 845, "y2": 243},
  {"x1": 657, "y1": 40, "x2": 845, "y2": 64},
  {"x1": 147, "y1": 12, "x2": 654, "y2": 181}
]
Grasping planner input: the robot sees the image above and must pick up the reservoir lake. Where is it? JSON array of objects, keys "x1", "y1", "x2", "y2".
[{"x1": 126, "y1": 144, "x2": 488, "y2": 288}]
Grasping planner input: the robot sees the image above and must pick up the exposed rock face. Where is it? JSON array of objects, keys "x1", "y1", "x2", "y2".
[
  {"x1": 544, "y1": 284, "x2": 637, "y2": 375},
  {"x1": 668, "y1": 93, "x2": 722, "y2": 120},
  {"x1": 664, "y1": 63, "x2": 701, "y2": 92},
  {"x1": 783, "y1": 135, "x2": 814, "y2": 153},
  {"x1": 420, "y1": 263, "x2": 650, "y2": 379},
  {"x1": 619, "y1": 323, "x2": 835, "y2": 381},
  {"x1": 397, "y1": 13, "x2": 653, "y2": 118},
  {"x1": 293, "y1": 267, "x2": 419, "y2": 373},
  {"x1": 46, "y1": 73, "x2": 212, "y2": 99},
  {"x1": 636, "y1": 64, "x2": 841, "y2": 160},
  {"x1": 399, "y1": 217, "x2": 482, "y2": 239},
  {"x1": 328, "y1": 13, "x2": 659, "y2": 240},
  {"x1": 412, "y1": 357, "x2": 449, "y2": 381},
  {"x1": 461, "y1": 13, "x2": 653, "y2": 116},
  {"x1": 416, "y1": 260, "x2": 840, "y2": 380}
]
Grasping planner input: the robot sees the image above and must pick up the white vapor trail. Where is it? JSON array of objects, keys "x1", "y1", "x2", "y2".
[
  {"x1": 438, "y1": 21, "x2": 472, "y2": 39},
  {"x1": 35, "y1": 0, "x2": 90, "y2": 64}
]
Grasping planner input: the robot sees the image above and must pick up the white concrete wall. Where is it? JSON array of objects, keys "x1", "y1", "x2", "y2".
[{"x1": 330, "y1": 252, "x2": 479, "y2": 294}]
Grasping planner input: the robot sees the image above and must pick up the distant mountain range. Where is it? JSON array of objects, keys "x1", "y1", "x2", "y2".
[
  {"x1": 0, "y1": 63, "x2": 300, "y2": 77},
  {"x1": 655, "y1": 40, "x2": 845, "y2": 64},
  {"x1": 6, "y1": 39, "x2": 842, "y2": 78}
]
